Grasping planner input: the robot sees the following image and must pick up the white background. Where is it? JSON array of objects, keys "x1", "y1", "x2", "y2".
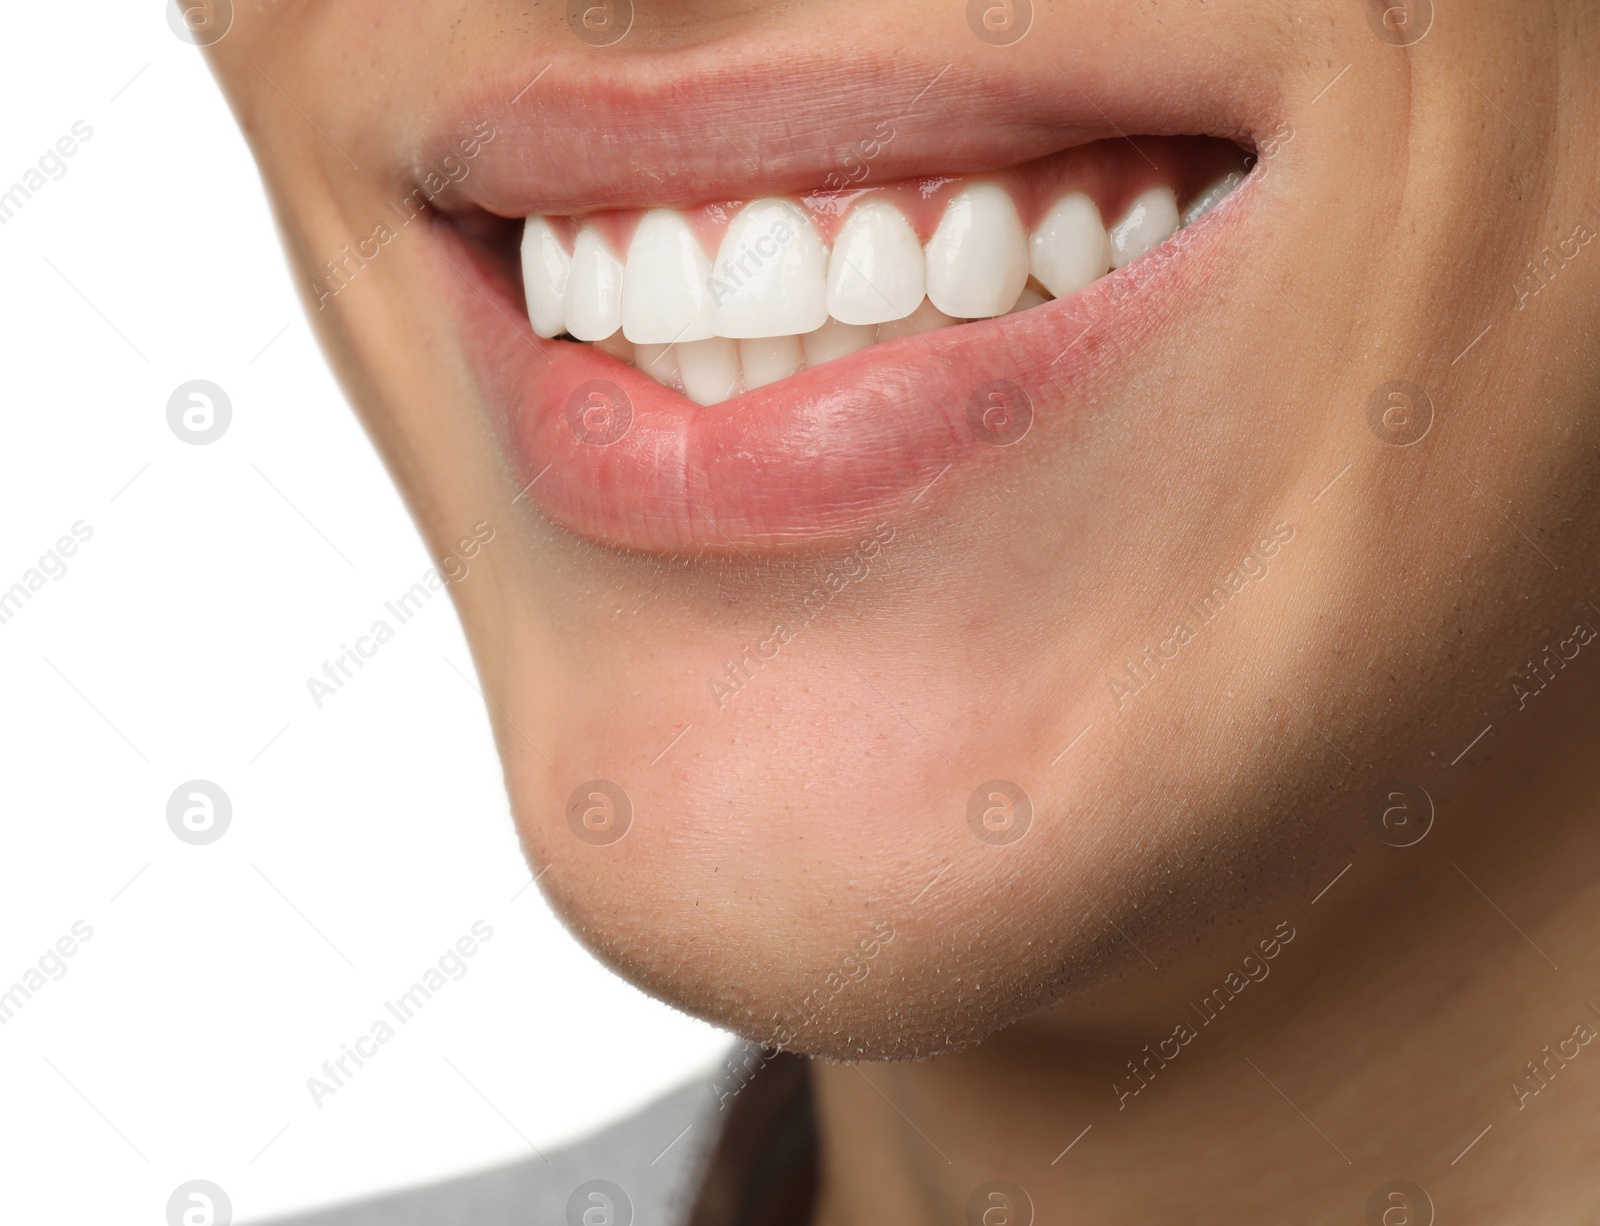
[{"x1": 0, "y1": 5, "x2": 730, "y2": 1221}]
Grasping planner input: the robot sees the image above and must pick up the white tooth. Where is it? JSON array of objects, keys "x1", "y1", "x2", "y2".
[
  {"x1": 677, "y1": 336, "x2": 741, "y2": 405},
  {"x1": 635, "y1": 343, "x2": 680, "y2": 389},
  {"x1": 803, "y1": 317, "x2": 877, "y2": 365},
  {"x1": 1029, "y1": 192, "x2": 1111, "y2": 299},
  {"x1": 875, "y1": 298, "x2": 958, "y2": 342},
  {"x1": 1008, "y1": 287, "x2": 1049, "y2": 314},
  {"x1": 711, "y1": 199, "x2": 829, "y2": 339},
  {"x1": 1182, "y1": 172, "x2": 1245, "y2": 226},
  {"x1": 1108, "y1": 186, "x2": 1180, "y2": 269},
  {"x1": 739, "y1": 336, "x2": 803, "y2": 389},
  {"x1": 923, "y1": 184, "x2": 1030, "y2": 319},
  {"x1": 565, "y1": 226, "x2": 625, "y2": 341},
  {"x1": 521, "y1": 218, "x2": 572, "y2": 338},
  {"x1": 594, "y1": 330, "x2": 635, "y2": 365},
  {"x1": 622, "y1": 209, "x2": 715, "y2": 344},
  {"x1": 825, "y1": 200, "x2": 925, "y2": 326}
]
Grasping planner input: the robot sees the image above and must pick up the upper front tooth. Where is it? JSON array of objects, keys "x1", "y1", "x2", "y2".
[
  {"x1": 1182, "y1": 172, "x2": 1244, "y2": 226},
  {"x1": 1108, "y1": 186, "x2": 1180, "y2": 269},
  {"x1": 521, "y1": 217, "x2": 572, "y2": 338},
  {"x1": 622, "y1": 209, "x2": 715, "y2": 345},
  {"x1": 711, "y1": 199, "x2": 829, "y2": 339},
  {"x1": 565, "y1": 225, "x2": 625, "y2": 341},
  {"x1": 1029, "y1": 192, "x2": 1110, "y2": 299},
  {"x1": 825, "y1": 200, "x2": 926, "y2": 326},
  {"x1": 924, "y1": 184, "x2": 1030, "y2": 319}
]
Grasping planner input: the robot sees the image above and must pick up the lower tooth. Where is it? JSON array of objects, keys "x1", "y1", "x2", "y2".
[
  {"x1": 635, "y1": 342, "x2": 681, "y2": 389},
  {"x1": 677, "y1": 337, "x2": 741, "y2": 406},
  {"x1": 803, "y1": 318, "x2": 876, "y2": 365},
  {"x1": 594, "y1": 330, "x2": 635, "y2": 365},
  {"x1": 740, "y1": 336, "x2": 803, "y2": 389},
  {"x1": 1008, "y1": 287, "x2": 1049, "y2": 314},
  {"x1": 1182, "y1": 171, "x2": 1245, "y2": 226},
  {"x1": 1108, "y1": 186, "x2": 1180, "y2": 269},
  {"x1": 876, "y1": 299, "x2": 958, "y2": 341}
]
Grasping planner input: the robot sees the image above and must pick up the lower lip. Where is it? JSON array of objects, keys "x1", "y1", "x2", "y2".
[{"x1": 439, "y1": 194, "x2": 1243, "y2": 554}]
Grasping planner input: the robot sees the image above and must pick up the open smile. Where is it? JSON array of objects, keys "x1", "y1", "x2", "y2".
[{"x1": 432, "y1": 55, "x2": 1271, "y2": 552}]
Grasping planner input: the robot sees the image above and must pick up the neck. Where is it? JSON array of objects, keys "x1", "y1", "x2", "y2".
[{"x1": 810, "y1": 727, "x2": 1600, "y2": 1224}]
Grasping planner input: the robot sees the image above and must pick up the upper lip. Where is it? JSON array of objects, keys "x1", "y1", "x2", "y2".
[
  {"x1": 425, "y1": 48, "x2": 1274, "y2": 554},
  {"x1": 432, "y1": 50, "x2": 1274, "y2": 219}
]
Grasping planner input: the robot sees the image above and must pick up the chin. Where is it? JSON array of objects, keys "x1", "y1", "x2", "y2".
[{"x1": 498, "y1": 516, "x2": 1363, "y2": 1062}]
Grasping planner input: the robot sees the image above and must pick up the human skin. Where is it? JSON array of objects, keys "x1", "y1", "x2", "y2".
[{"x1": 205, "y1": 0, "x2": 1600, "y2": 1221}]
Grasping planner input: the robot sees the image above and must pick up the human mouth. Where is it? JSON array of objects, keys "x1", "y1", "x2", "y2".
[
  {"x1": 432, "y1": 59, "x2": 1268, "y2": 554},
  {"x1": 521, "y1": 141, "x2": 1246, "y2": 405}
]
